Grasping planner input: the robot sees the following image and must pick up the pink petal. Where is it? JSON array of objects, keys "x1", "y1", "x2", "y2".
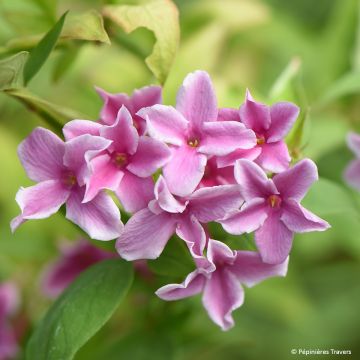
[
  {"x1": 83, "y1": 154, "x2": 124, "y2": 203},
  {"x1": 116, "y1": 208, "x2": 176, "y2": 260},
  {"x1": 255, "y1": 141, "x2": 291, "y2": 173},
  {"x1": 163, "y1": 145, "x2": 207, "y2": 197},
  {"x1": 217, "y1": 147, "x2": 262, "y2": 168},
  {"x1": 189, "y1": 185, "x2": 244, "y2": 222},
  {"x1": 202, "y1": 268, "x2": 244, "y2": 331},
  {"x1": 176, "y1": 215, "x2": 207, "y2": 258},
  {"x1": 11, "y1": 180, "x2": 70, "y2": 231},
  {"x1": 234, "y1": 159, "x2": 277, "y2": 201},
  {"x1": 239, "y1": 90, "x2": 270, "y2": 132},
  {"x1": 63, "y1": 120, "x2": 102, "y2": 141},
  {"x1": 199, "y1": 121, "x2": 256, "y2": 156},
  {"x1": 281, "y1": 199, "x2": 330, "y2": 233},
  {"x1": 66, "y1": 187, "x2": 122, "y2": 241},
  {"x1": 100, "y1": 106, "x2": 139, "y2": 155},
  {"x1": 176, "y1": 70, "x2": 218, "y2": 130},
  {"x1": 63, "y1": 135, "x2": 112, "y2": 186},
  {"x1": 156, "y1": 270, "x2": 205, "y2": 300},
  {"x1": 132, "y1": 85, "x2": 162, "y2": 111},
  {"x1": 207, "y1": 239, "x2": 236, "y2": 265},
  {"x1": 96, "y1": 87, "x2": 132, "y2": 125},
  {"x1": 221, "y1": 199, "x2": 268, "y2": 234},
  {"x1": 17, "y1": 127, "x2": 65, "y2": 182},
  {"x1": 273, "y1": 158, "x2": 318, "y2": 201},
  {"x1": 0, "y1": 323, "x2": 18, "y2": 359},
  {"x1": 116, "y1": 171, "x2": 154, "y2": 213},
  {"x1": 231, "y1": 251, "x2": 289, "y2": 287},
  {"x1": 255, "y1": 211, "x2": 293, "y2": 264},
  {"x1": 154, "y1": 176, "x2": 187, "y2": 213},
  {"x1": 0, "y1": 282, "x2": 19, "y2": 317},
  {"x1": 347, "y1": 132, "x2": 360, "y2": 157},
  {"x1": 344, "y1": 159, "x2": 360, "y2": 191},
  {"x1": 127, "y1": 136, "x2": 171, "y2": 177},
  {"x1": 217, "y1": 107, "x2": 240, "y2": 121},
  {"x1": 266, "y1": 102, "x2": 299, "y2": 142},
  {"x1": 138, "y1": 105, "x2": 188, "y2": 146},
  {"x1": 199, "y1": 158, "x2": 236, "y2": 187}
]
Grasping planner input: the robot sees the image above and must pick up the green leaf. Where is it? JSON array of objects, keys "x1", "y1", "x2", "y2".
[
  {"x1": 26, "y1": 258, "x2": 133, "y2": 360},
  {"x1": 24, "y1": 11, "x2": 68, "y2": 85},
  {"x1": 4, "y1": 87, "x2": 86, "y2": 133},
  {"x1": 148, "y1": 236, "x2": 194, "y2": 278},
  {"x1": 103, "y1": 0, "x2": 180, "y2": 84},
  {"x1": 0, "y1": 51, "x2": 28, "y2": 90},
  {"x1": 61, "y1": 10, "x2": 110, "y2": 45}
]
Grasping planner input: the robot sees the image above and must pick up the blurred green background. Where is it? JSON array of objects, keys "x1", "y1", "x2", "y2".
[{"x1": 1, "y1": 0, "x2": 360, "y2": 359}]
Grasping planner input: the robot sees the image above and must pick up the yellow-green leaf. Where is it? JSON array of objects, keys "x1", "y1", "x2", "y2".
[
  {"x1": 0, "y1": 51, "x2": 29, "y2": 90},
  {"x1": 103, "y1": 0, "x2": 180, "y2": 85}
]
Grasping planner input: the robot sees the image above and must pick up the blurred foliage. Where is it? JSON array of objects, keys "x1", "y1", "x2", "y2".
[{"x1": 1, "y1": 0, "x2": 360, "y2": 359}]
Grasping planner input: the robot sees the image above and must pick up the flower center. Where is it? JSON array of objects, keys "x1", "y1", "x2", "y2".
[
  {"x1": 112, "y1": 152, "x2": 128, "y2": 168},
  {"x1": 187, "y1": 137, "x2": 199, "y2": 147},
  {"x1": 62, "y1": 172, "x2": 77, "y2": 188},
  {"x1": 267, "y1": 194, "x2": 282, "y2": 208},
  {"x1": 256, "y1": 135, "x2": 266, "y2": 145}
]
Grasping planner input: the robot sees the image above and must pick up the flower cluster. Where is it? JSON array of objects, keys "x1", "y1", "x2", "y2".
[{"x1": 12, "y1": 70, "x2": 330, "y2": 330}]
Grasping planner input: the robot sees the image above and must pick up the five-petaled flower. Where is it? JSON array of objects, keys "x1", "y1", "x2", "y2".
[
  {"x1": 156, "y1": 239, "x2": 288, "y2": 330},
  {"x1": 221, "y1": 159, "x2": 330, "y2": 264},
  {"x1": 11, "y1": 127, "x2": 123, "y2": 240}
]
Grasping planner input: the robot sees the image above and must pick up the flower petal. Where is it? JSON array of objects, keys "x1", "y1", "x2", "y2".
[
  {"x1": 11, "y1": 180, "x2": 70, "y2": 231},
  {"x1": 272, "y1": 158, "x2": 318, "y2": 201},
  {"x1": 281, "y1": 199, "x2": 330, "y2": 233},
  {"x1": 344, "y1": 159, "x2": 360, "y2": 191},
  {"x1": 116, "y1": 171, "x2": 154, "y2": 213},
  {"x1": 154, "y1": 176, "x2": 187, "y2": 213},
  {"x1": 255, "y1": 211, "x2": 293, "y2": 264},
  {"x1": 100, "y1": 106, "x2": 139, "y2": 155},
  {"x1": 347, "y1": 132, "x2": 360, "y2": 157},
  {"x1": 217, "y1": 107, "x2": 240, "y2": 121},
  {"x1": 127, "y1": 136, "x2": 171, "y2": 177},
  {"x1": 207, "y1": 239, "x2": 236, "y2": 265},
  {"x1": 116, "y1": 208, "x2": 176, "y2": 260},
  {"x1": 217, "y1": 147, "x2": 262, "y2": 168},
  {"x1": 255, "y1": 141, "x2": 291, "y2": 173},
  {"x1": 202, "y1": 268, "x2": 244, "y2": 331},
  {"x1": 18, "y1": 127, "x2": 65, "y2": 182},
  {"x1": 83, "y1": 154, "x2": 124, "y2": 203},
  {"x1": 66, "y1": 187, "x2": 122, "y2": 241},
  {"x1": 176, "y1": 215, "x2": 207, "y2": 258},
  {"x1": 231, "y1": 251, "x2": 289, "y2": 287},
  {"x1": 163, "y1": 145, "x2": 207, "y2": 197},
  {"x1": 267, "y1": 102, "x2": 299, "y2": 142},
  {"x1": 156, "y1": 270, "x2": 205, "y2": 300},
  {"x1": 96, "y1": 87, "x2": 132, "y2": 125},
  {"x1": 138, "y1": 105, "x2": 188, "y2": 146},
  {"x1": 221, "y1": 199, "x2": 268, "y2": 235},
  {"x1": 63, "y1": 135, "x2": 112, "y2": 185},
  {"x1": 132, "y1": 85, "x2": 162, "y2": 111},
  {"x1": 63, "y1": 120, "x2": 102, "y2": 141},
  {"x1": 239, "y1": 90, "x2": 270, "y2": 132},
  {"x1": 234, "y1": 159, "x2": 277, "y2": 201},
  {"x1": 189, "y1": 185, "x2": 243, "y2": 222},
  {"x1": 199, "y1": 121, "x2": 256, "y2": 156},
  {"x1": 176, "y1": 70, "x2": 218, "y2": 129}
]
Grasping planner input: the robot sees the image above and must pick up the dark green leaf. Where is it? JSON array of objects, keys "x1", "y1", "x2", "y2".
[
  {"x1": 24, "y1": 11, "x2": 68, "y2": 85},
  {"x1": 26, "y1": 258, "x2": 133, "y2": 360}
]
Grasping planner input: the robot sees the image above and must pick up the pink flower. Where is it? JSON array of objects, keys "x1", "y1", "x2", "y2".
[
  {"x1": 116, "y1": 176, "x2": 243, "y2": 260},
  {"x1": 344, "y1": 132, "x2": 360, "y2": 191},
  {"x1": 96, "y1": 85, "x2": 162, "y2": 134},
  {"x1": 221, "y1": 159, "x2": 330, "y2": 264},
  {"x1": 198, "y1": 157, "x2": 236, "y2": 188},
  {"x1": 0, "y1": 282, "x2": 19, "y2": 360},
  {"x1": 156, "y1": 239, "x2": 288, "y2": 330},
  {"x1": 11, "y1": 128, "x2": 122, "y2": 240},
  {"x1": 138, "y1": 71, "x2": 256, "y2": 196},
  {"x1": 42, "y1": 239, "x2": 115, "y2": 298},
  {"x1": 82, "y1": 106, "x2": 171, "y2": 213},
  {"x1": 218, "y1": 91, "x2": 299, "y2": 172}
]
